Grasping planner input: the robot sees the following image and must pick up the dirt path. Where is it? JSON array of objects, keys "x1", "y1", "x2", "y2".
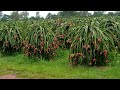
[{"x1": 0, "y1": 74, "x2": 17, "y2": 79}]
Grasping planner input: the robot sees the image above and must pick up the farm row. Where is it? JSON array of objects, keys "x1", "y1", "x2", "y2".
[{"x1": 0, "y1": 16, "x2": 120, "y2": 66}]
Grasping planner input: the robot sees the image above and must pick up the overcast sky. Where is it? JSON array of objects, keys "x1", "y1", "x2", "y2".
[{"x1": 2, "y1": 11, "x2": 115, "y2": 18}]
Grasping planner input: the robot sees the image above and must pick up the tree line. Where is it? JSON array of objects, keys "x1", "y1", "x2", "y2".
[
  {"x1": 46, "y1": 11, "x2": 120, "y2": 19},
  {"x1": 0, "y1": 11, "x2": 41, "y2": 21},
  {"x1": 0, "y1": 11, "x2": 120, "y2": 21}
]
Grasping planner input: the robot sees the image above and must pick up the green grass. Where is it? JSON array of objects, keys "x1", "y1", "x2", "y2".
[{"x1": 0, "y1": 50, "x2": 120, "y2": 79}]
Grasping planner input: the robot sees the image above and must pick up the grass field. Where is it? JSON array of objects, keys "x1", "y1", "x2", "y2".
[{"x1": 0, "y1": 50, "x2": 120, "y2": 79}]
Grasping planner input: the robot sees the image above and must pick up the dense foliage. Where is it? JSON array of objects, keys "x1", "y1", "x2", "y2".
[{"x1": 0, "y1": 16, "x2": 120, "y2": 66}]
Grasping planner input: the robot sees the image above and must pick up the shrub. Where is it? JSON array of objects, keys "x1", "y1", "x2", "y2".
[{"x1": 69, "y1": 18, "x2": 119, "y2": 66}]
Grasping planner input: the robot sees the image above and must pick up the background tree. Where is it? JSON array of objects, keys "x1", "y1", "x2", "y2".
[
  {"x1": 46, "y1": 13, "x2": 53, "y2": 19},
  {"x1": 29, "y1": 16, "x2": 36, "y2": 20},
  {"x1": 1, "y1": 14, "x2": 10, "y2": 21},
  {"x1": 46, "y1": 13, "x2": 58, "y2": 19},
  {"x1": 10, "y1": 11, "x2": 20, "y2": 20},
  {"x1": 114, "y1": 11, "x2": 120, "y2": 16},
  {"x1": 0, "y1": 11, "x2": 2, "y2": 19},
  {"x1": 36, "y1": 12, "x2": 40, "y2": 17},
  {"x1": 93, "y1": 11, "x2": 106, "y2": 17},
  {"x1": 35, "y1": 11, "x2": 41, "y2": 20},
  {"x1": 20, "y1": 11, "x2": 29, "y2": 20},
  {"x1": 57, "y1": 11, "x2": 78, "y2": 18},
  {"x1": 107, "y1": 12, "x2": 115, "y2": 16},
  {"x1": 79, "y1": 11, "x2": 92, "y2": 17}
]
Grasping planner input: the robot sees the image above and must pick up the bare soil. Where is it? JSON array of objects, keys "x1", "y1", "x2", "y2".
[{"x1": 0, "y1": 74, "x2": 17, "y2": 79}]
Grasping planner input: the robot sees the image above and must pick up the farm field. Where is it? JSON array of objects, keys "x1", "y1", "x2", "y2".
[{"x1": 1, "y1": 15, "x2": 120, "y2": 79}]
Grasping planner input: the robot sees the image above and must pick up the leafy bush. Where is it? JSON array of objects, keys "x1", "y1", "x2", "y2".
[
  {"x1": 69, "y1": 18, "x2": 119, "y2": 66},
  {"x1": 22, "y1": 23, "x2": 59, "y2": 60},
  {"x1": 0, "y1": 21, "x2": 22, "y2": 55}
]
